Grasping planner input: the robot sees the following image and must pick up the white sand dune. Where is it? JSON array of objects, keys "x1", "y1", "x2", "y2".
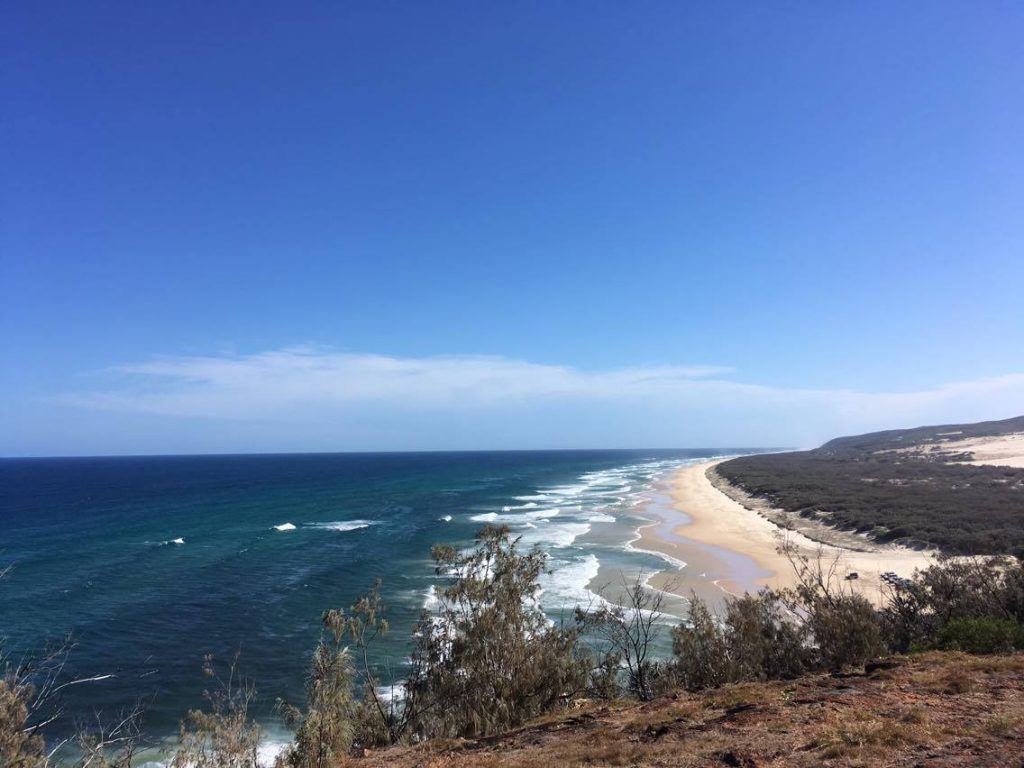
[{"x1": 946, "y1": 433, "x2": 1024, "y2": 468}]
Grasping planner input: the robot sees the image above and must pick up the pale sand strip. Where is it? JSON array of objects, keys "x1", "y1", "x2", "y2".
[
  {"x1": 882, "y1": 432, "x2": 1024, "y2": 468},
  {"x1": 641, "y1": 459, "x2": 937, "y2": 605},
  {"x1": 947, "y1": 433, "x2": 1024, "y2": 468}
]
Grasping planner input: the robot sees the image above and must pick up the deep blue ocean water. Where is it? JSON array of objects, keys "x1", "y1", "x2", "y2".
[{"x1": 0, "y1": 449, "x2": 731, "y2": 755}]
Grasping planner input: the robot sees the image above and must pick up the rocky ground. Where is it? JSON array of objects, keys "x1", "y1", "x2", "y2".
[{"x1": 345, "y1": 652, "x2": 1024, "y2": 767}]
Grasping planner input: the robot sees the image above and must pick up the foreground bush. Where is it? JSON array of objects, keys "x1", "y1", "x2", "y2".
[
  {"x1": 575, "y1": 574, "x2": 673, "y2": 701},
  {"x1": 277, "y1": 609, "x2": 356, "y2": 768},
  {"x1": 881, "y1": 555, "x2": 1024, "y2": 652},
  {"x1": 933, "y1": 618, "x2": 1024, "y2": 654},
  {"x1": 0, "y1": 671, "x2": 45, "y2": 768},
  {"x1": 403, "y1": 526, "x2": 589, "y2": 739},
  {"x1": 670, "y1": 591, "x2": 812, "y2": 690},
  {"x1": 171, "y1": 654, "x2": 262, "y2": 768},
  {"x1": 780, "y1": 543, "x2": 885, "y2": 672}
]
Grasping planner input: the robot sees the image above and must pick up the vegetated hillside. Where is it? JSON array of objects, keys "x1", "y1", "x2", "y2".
[
  {"x1": 716, "y1": 416, "x2": 1024, "y2": 555},
  {"x1": 348, "y1": 652, "x2": 1024, "y2": 768}
]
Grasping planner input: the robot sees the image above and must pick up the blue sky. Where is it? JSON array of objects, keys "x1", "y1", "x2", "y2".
[{"x1": 2, "y1": 2, "x2": 1023, "y2": 456}]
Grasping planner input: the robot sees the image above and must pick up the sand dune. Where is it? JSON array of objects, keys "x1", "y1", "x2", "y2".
[{"x1": 947, "y1": 432, "x2": 1024, "y2": 468}]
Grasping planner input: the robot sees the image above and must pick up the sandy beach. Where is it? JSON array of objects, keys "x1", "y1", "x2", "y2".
[{"x1": 637, "y1": 459, "x2": 938, "y2": 605}]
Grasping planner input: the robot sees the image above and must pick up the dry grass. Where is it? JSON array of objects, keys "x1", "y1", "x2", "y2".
[
  {"x1": 346, "y1": 652, "x2": 1024, "y2": 768},
  {"x1": 701, "y1": 682, "x2": 769, "y2": 710},
  {"x1": 813, "y1": 712, "x2": 924, "y2": 760},
  {"x1": 913, "y1": 656, "x2": 979, "y2": 694},
  {"x1": 982, "y1": 713, "x2": 1020, "y2": 736},
  {"x1": 623, "y1": 702, "x2": 699, "y2": 733}
]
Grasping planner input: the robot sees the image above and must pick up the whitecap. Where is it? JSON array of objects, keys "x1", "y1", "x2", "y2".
[
  {"x1": 306, "y1": 520, "x2": 379, "y2": 532},
  {"x1": 468, "y1": 507, "x2": 561, "y2": 526},
  {"x1": 502, "y1": 502, "x2": 538, "y2": 511}
]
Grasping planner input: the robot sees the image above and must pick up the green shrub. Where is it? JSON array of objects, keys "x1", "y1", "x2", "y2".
[
  {"x1": 807, "y1": 592, "x2": 884, "y2": 672},
  {"x1": 404, "y1": 526, "x2": 590, "y2": 739},
  {"x1": 934, "y1": 618, "x2": 1024, "y2": 654},
  {"x1": 670, "y1": 595, "x2": 732, "y2": 690},
  {"x1": 725, "y1": 591, "x2": 813, "y2": 680},
  {"x1": 882, "y1": 556, "x2": 1024, "y2": 653},
  {"x1": 716, "y1": 415, "x2": 1024, "y2": 555},
  {"x1": 277, "y1": 610, "x2": 356, "y2": 768},
  {"x1": 670, "y1": 590, "x2": 812, "y2": 690}
]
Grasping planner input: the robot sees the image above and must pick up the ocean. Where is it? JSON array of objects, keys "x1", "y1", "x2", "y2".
[{"x1": 0, "y1": 449, "x2": 736, "y2": 759}]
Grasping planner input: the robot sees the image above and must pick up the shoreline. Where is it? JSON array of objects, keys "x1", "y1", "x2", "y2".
[{"x1": 634, "y1": 459, "x2": 938, "y2": 605}]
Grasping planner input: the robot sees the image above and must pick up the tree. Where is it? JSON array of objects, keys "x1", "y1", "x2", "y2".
[
  {"x1": 779, "y1": 542, "x2": 883, "y2": 671},
  {"x1": 670, "y1": 594, "x2": 731, "y2": 690},
  {"x1": 171, "y1": 654, "x2": 262, "y2": 768},
  {"x1": 404, "y1": 526, "x2": 589, "y2": 739},
  {"x1": 671, "y1": 589, "x2": 812, "y2": 690},
  {"x1": 277, "y1": 610, "x2": 355, "y2": 768},
  {"x1": 575, "y1": 573, "x2": 670, "y2": 701}
]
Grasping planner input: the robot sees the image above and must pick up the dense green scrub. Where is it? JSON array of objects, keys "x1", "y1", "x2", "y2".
[{"x1": 717, "y1": 416, "x2": 1024, "y2": 555}]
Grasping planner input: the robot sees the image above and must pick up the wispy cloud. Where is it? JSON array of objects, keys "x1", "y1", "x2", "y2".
[
  {"x1": 57, "y1": 347, "x2": 740, "y2": 416},
  {"x1": 51, "y1": 346, "x2": 1024, "y2": 448}
]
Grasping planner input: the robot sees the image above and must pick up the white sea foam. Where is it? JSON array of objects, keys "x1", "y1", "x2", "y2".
[
  {"x1": 502, "y1": 501, "x2": 538, "y2": 511},
  {"x1": 374, "y1": 681, "x2": 407, "y2": 707},
  {"x1": 272, "y1": 522, "x2": 296, "y2": 532},
  {"x1": 538, "y1": 553, "x2": 605, "y2": 612},
  {"x1": 527, "y1": 507, "x2": 560, "y2": 519},
  {"x1": 257, "y1": 741, "x2": 291, "y2": 767},
  {"x1": 306, "y1": 520, "x2": 379, "y2": 532},
  {"x1": 470, "y1": 507, "x2": 559, "y2": 524},
  {"x1": 549, "y1": 483, "x2": 589, "y2": 497},
  {"x1": 586, "y1": 512, "x2": 616, "y2": 523},
  {"x1": 423, "y1": 585, "x2": 440, "y2": 610},
  {"x1": 137, "y1": 735, "x2": 291, "y2": 768},
  {"x1": 520, "y1": 521, "x2": 590, "y2": 549},
  {"x1": 645, "y1": 549, "x2": 687, "y2": 570},
  {"x1": 624, "y1": 526, "x2": 688, "y2": 570}
]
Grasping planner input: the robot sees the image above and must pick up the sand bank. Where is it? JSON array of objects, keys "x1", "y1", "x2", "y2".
[{"x1": 638, "y1": 460, "x2": 937, "y2": 605}]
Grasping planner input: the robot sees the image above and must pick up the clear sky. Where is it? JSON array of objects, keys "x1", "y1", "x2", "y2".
[{"x1": 2, "y1": 2, "x2": 1023, "y2": 456}]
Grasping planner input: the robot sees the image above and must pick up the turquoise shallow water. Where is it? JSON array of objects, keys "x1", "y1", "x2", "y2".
[{"x1": 0, "y1": 449, "x2": 741, "y2": 753}]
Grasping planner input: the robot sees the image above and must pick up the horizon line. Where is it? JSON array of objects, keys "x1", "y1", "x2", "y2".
[{"x1": 0, "y1": 446, "x2": 792, "y2": 461}]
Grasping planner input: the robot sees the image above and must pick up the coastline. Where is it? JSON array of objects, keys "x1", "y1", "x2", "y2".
[{"x1": 636, "y1": 459, "x2": 937, "y2": 605}]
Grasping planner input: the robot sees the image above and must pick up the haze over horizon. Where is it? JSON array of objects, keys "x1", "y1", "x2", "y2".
[{"x1": 3, "y1": 3, "x2": 1023, "y2": 456}]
